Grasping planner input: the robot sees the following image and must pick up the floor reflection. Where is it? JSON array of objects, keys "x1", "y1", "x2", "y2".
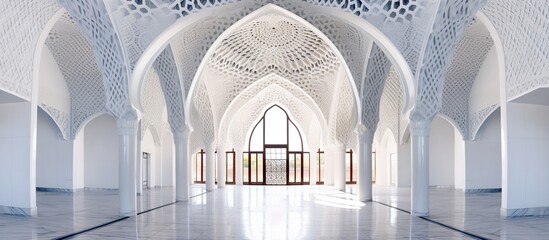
[{"x1": 2, "y1": 185, "x2": 549, "y2": 239}]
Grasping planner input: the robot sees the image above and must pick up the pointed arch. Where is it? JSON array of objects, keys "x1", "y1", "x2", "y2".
[{"x1": 129, "y1": 3, "x2": 416, "y2": 127}]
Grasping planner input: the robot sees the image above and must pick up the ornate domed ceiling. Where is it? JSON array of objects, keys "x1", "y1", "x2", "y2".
[
  {"x1": 209, "y1": 14, "x2": 339, "y2": 77},
  {"x1": 185, "y1": 10, "x2": 360, "y2": 146},
  {"x1": 192, "y1": 12, "x2": 357, "y2": 145}
]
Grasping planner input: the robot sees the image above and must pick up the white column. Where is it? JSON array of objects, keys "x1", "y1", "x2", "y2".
[
  {"x1": 0, "y1": 102, "x2": 37, "y2": 216},
  {"x1": 324, "y1": 147, "x2": 333, "y2": 186},
  {"x1": 205, "y1": 144, "x2": 216, "y2": 191},
  {"x1": 334, "y1": 144, "x2": 346, "y2": 191},
  {"x1": 309, "y1": 146, "x2": 318, "y2": 185},
  {"x1": 410, "y1": 118, "x2": 431, "y2": 217},
  {"x1": 216, "y1": 145, "x2": 226, "y2": 188},
  {"x1": 151, "y1": 145, "x2": 161, "y2": 188},
  {"x1": 358, "y1": 127, "x2": 374, "y2": 202},
  {"x1": 117, "y1": 117, "x2": 138, "y2": 216},
  {"x1": 188, "y1": 147, "x2": 192, "y2": 187},
  {"x1": 235, "y1": 148, "x2": 243, "y2": 185},
  {"x1": 136, "y1": 122, "x2": 142, "y2": 196},
  {"x1": 174, "y1": 128, "x2": 190, "y2": 201},
  {"x1": 501, "y1": 102, "x2": 549, "y2": 217},
  {"x1": 72, "y1": 131, "x2": 85, "y2": 190}
]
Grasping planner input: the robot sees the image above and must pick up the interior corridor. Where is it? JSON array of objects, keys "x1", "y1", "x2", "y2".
[{"x1": 2, "y1": 185, "x2": 548, "y2": 239}]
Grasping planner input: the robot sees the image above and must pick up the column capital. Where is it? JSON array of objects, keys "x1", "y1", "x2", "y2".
[
  {"x1": 173, "y1": 127, "x2": 191, "y2": 144},
  {"x1": 116, "y1": 117, "x2": 138, "y2": 136},
  {"x1": 204, "y1": 142, "x2": 215, "y2": 152},
  {"x1": 356, "y1": 125, "x2": 374, "y2": 143},
  {"x1": 216, "y1": 143, "x2": 226, "y2": 151},
  {"x1": 233, "y1": 146, "x2": 243, "y2": 153},
  {"x1": 410, "y1": 118, "x2": 432, "y2": 137},
  {"x1": 331, "y1": 143, "x2": 347, "y2": 152}
]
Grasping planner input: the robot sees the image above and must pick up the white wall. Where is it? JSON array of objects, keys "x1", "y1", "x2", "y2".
[
  {"x1": 502, "y1": 102, "x2": 549, "y2": 212},
  {"x1": 73, "y1": 130, "x2": 84, "y2": 189},
  {"x1": 459, "y1": 110, "x2": 502, "y2": 190},
  {"x1": 155, "y1": 139, "x2": 163, "y2": 187},
  {"x1": 84, "y1": 114, "x2": 118, "y2": 189},
  {"x1": 38, "y1": 46, "x2": 70, "y2": 120},
  {"x1": 36, "y1": 109, "x2": 74, "y2": 190},
  {"x1": 0, "y1": 102, "x2": 35, "y2": 215},
  {"x1": 454, "y1": 131, "x2": 466, "y2": 189},
  {"x1": 374, "y1": 130, "x2": 397, "y2": 186},
  {"x1": 141, "y1": 128, "x2": 157, "y2": 188},
  {"x1": 469, "y1": 46, "x2": 500, "y2": 113},
  {"x1": 397, "y1": 140, "x2": 411, "y2": 187},
  {"x1": 161, "y1": 131, "x2": 175, "y2": 187},
  {"x1": 429, "y1": 116, "x2": 455, "y2": 187}
]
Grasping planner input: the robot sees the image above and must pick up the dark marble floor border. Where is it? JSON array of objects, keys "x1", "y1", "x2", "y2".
[
  {"x1": 36, "y1": 187, "x2": 83, "y2": 193},
  {"x1": 52, "y1": 191, "x2": 210, "y2": 239},
  {"x1": 373, "y1": 200, "x2": 489, "y2": 240},
  {"x1": 464, "y1": 188, "x2": 502, "y2": 193}
]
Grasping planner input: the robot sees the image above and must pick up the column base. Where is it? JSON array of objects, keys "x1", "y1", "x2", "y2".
[
  {"x1": 119, "y1": 210, "x2": 136, "y2": 217},
  {"x1": 411, "y1": 210, "x2": 429, "y2": 217},
  {"x1": 0, "y1": 205, "x2": 37, "y2": 216},
  {"x1": 501, "y1": 207, "x2": 549, "y2": 217},
  {"x1": 206, "y1": 185, "x2": 216, "y2": 192},
  {"x1": 176, "y1": 197, "x2": 189, "y2": 202}
]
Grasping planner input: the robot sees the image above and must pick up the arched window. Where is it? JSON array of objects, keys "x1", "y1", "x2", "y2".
[{"x1": 243, "y1": 105, "x2": 310, "y2": 185}]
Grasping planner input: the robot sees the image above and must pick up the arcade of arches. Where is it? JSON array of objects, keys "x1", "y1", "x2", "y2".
[{"x1": 1, "y1": 0, "x2": 549, "y2": 239}]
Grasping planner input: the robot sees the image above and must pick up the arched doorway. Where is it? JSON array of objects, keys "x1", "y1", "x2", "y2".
[{"x1": 244, "y1": 105, "x2": 310, "y2": 185}]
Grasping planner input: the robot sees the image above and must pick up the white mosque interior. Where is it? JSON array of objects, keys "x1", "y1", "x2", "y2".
[{"x1": 1, "y1": 0, "x2": 549, "y2": 239}]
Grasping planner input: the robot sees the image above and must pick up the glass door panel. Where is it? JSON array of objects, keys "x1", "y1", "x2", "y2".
[
  {"x1": 265, "y1": 147, "x2": 286, "y2": 185},
  {"x1": 194, "y1": 150, "x2": 205, "y2": 184},
  {"x1": 243, "y1": 152, "x2": 249, "y2": 183},
  {"x1": 296, "y1": 154, "x2": 302, "y2": 183},
  {"x1": 317, "y1": 149, "x2": 324, "y2": 185},
  {"x1": 346, "y1": 149, "x2": 356, "y2": 184},
  {"x1": 226, "y1": 151, "x2": 235, "y2": 184},
  {"x1": 303, "y1": 152, "x2": 310, "y2": 183},
  {"x1": 289, "y1": 153, "x2": 296, "y2": 183}
]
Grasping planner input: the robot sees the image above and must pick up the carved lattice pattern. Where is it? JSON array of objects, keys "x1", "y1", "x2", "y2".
[
  {"x1": 265, "y1": 148, "x2": 287, "y2": 185},
  {"x1": 226, "y1": 83, "x2": 320, "y2": 150},
  {"x1": 108, "y1": 0, "x2": 254, "y2": 70},
  {"x1": 299, "y1": 13, "x2": 369, "y2": 90},
  {"x1": 376, "y1": 67, "x2": 402, "y2": 142},
  {"x1": 482, "y1": 0, "x2": 549, "y2": 100},
  {"x1": 193, "y1": 82, "x2": 216, "y2": 145},
  {"x1": 441, "y1": 19, "x2": 493, "y2": 139},
  {"x1": 140, "y1": 68, "x2": 166, "y2": 143},
  {"x1": 59, "y1": 0, "x2": 134, "y2": 119},
  {"x1": 305, "y1": 0, "x2": 437, "y2": 77},
  {"x1": 411, "y1": 0, "x2": 485, "y2": 122},
  {"x1": 152, "y1": 47, "x2": 186, "y2": 133},
  {"x1": 46, "y1": 12, "x2": 107, "y2": 138},
  {"x1": 0, "y1": 0, "x2": 60, "y2": 100},
  {"x1": 39, "y1": 103, "x2": 70, "y2": 140},
  {"x1": 361, "y1": 44, "x2": 392, "y2": 131},
  {"x1": 332, "y1": 74, "x2": 358, "y2": 145},
  {"x1": 469, "y1": 103, "x2": 498, "y2": 140},
  {"x1": 95, "y1": 1, "x2": 439, "y2": 146},
  {"x1": 171, "y1": 17, "x2": 237, "y2": 97},
  {"x1": 189, "y1": 104, "x2": 206, "y2": 154},
  {"x1": 200, "y1": 14, "x2": 344, "y2": 139}
]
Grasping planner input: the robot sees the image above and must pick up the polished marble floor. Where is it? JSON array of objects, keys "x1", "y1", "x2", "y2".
[{"x1": 1, "y1": 185, "x2": 549, "y2": 239}]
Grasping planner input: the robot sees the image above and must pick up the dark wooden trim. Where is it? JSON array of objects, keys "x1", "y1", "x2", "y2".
[
  {"x1": 225, "y1": 149, "x2": 236, "y2": 185},
  {"x1": 194, "y1": 149, "x2": 206, "y2": 184},
  {"x1": 317, "y1": 148, "x2": 324, "y2": 185},
  {"x1": 346, "y1": 149, "x2": 356, "y2": 184}
]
